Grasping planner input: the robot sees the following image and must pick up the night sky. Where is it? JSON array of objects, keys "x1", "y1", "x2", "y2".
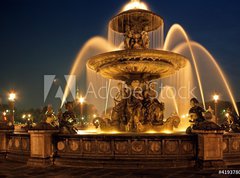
[{"x1": 0, "y1": 0, "x2": 240, "y2": 110}]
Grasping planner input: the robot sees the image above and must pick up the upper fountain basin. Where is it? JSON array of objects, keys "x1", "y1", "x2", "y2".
[
  {"x1": 87, "y1": 49, "x2": 188, "y2": 82},
  {"x1": 109, "y1": 9, "x2": 164, "y2": 33}
]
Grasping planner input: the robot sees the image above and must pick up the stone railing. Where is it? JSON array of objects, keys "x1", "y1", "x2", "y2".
[
  {"x1": 223, "y1": 133, "x2": 240, "y2": 166},
  {"x1": 6, "y1": 132, "x2": 30, "y2": 163},
  {"x1": 54, "y1": 133, "x2": 197, "y2": 168},
  {"x1": 1, "y1": 129, "x2": 240, "y2": 169}
]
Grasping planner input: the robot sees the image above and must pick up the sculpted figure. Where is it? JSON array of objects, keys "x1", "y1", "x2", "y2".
[
  {"x1": 45, "y1": 104, "x2": 58, "y2": 127},
  {"x1": 141, "y1": 26, "x2": 150, "y2": 49},
  {"x1": 111, "y1": 83, "x2": 128, "y2": 128},
  {"x1": 124, "y1": 25, "x2": 134, "y2": 49},
  {"x1": 59, "y1": 102, "x2": 77, "y2": 134},
  {"x1": 189, "y1": 98, "x2": 205, "y2": 126},
  {"x1": 126, "y1": 80, "x2": 144, "y2": 131},
  {"x1": 132, "y1": 33, "x2": 142, "y2": 49}
]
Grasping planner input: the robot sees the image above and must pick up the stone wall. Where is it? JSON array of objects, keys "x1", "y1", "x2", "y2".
[
  {"x1": 223, "y1": 133, "x2": 240, "y2": 165},
  {"x1": 54, "y1": 134, "x2": 197, "y2": 168},
  {"x1": 1, "y1": 131, "x2": 240, "y2": 168},
  {"x1": 6, "y1": 132, "x2": 30, "y2": 163}
]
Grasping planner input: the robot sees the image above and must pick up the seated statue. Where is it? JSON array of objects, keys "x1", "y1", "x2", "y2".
[
  {"x1": 186, "y1": 98, "x2": 205, "y2": 133},
  {"x1": 189, "y1": 98, "x2": 205, "y2": 125},
  {"x1": 59, "y1": 102, "x2": 77, "y2": 134},
  {"x1": 223, "y1": 108, "x2": 240, "y2": 133},
  {"x1": 111, "y1": 82, "x2": 128, "y2": 127},
  {"x1": 45, "y1": 104, "x2": 58, "y2": 127}
]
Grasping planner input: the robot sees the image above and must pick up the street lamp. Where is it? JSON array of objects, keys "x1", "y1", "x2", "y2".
[
  {"x1": 8, "y1": 92, "x2": 16, "y2": 124},
  {"x1": 8, "y1": 93, "x2": 16, "y2": 102},
  {"x1": 213, "y1": 94, "x2": 219, "y2": 124},
  {"x1": 78, "y1": 96, "x2": 85, "y2": 118},
  {"x1": 79, "y1": 97, "x2": 85, "y2": 105}
]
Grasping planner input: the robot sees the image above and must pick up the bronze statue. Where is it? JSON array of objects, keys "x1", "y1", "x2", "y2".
[
  {"x1": 141, "y1": 26, "x2": 150, "y2": 49},
  {"x1": 45, "y1": 104, "x2": 58, "y2": 127},
  {"x1": 59, "y1": 102, "x2": 77, "y2": 134}
]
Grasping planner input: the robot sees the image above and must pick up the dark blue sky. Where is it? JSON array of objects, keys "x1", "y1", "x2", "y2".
[{"x1": 0, "y1": 0, "x2": 240, "y2": 109}]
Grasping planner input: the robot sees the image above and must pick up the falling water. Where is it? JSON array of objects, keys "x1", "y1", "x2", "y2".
[
  {"x1": 159, "y1": 85, "x2": 179, "y2": 117},
  {"x1": 61, "y1": 36, "x2": 116, "y2": 107},
  {"x1": 174, "y1": 41, "x2": 239, "y2": 116},
  {"x1": 161, "y1": 61, "x2": 193, "y2": 117},
  {"x1": 164, "y1": 24, "x2": 206, "y2": 110}
]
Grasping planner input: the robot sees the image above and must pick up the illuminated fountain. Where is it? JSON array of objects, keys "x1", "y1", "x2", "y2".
[
  {"x1": 61, "y1": 0, "x2": 239, "y2": 133},
  {"x1": 87, "y1": 5, "x2": 188, "y2": 133},
  {"x1": 2, "y1": 0, "x2": 240, "y2": 170}
]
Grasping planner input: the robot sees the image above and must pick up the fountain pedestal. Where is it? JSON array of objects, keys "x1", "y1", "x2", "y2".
[
  {"x1": 192, "y1": 130, "x2": 226, "y2": 169},
  {"x1": 27, "y1": 130, "x2": 58, "y2": 167}
]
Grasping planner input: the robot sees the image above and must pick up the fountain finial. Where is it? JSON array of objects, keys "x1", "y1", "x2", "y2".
[{"x1": 122, "y1": 0, "x2": 148, "y2": 11}]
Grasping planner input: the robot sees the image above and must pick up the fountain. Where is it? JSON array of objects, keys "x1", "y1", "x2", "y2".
[
  {"x1": 87, "y1": 7, "x2": 187, "y2": 132},
  {"x1": 1, "y1": 0, "x2": 240, "y2": 169},
  {"x1": 59, "y1": 1, "x2": 239, "y2": 134}
]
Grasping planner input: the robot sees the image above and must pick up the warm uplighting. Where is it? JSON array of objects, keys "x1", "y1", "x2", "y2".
[
  {"x1": 8, "y1": 92, "x2": 16, "y2": 101},
  {"x1": 181, "y1": 114, "x2": 189, "y2": 119},
  {"x1": 181, "y1": 115, "x2": 186, "y2": 119},
  {"x1": 213, "y1": 94, "x2": 219, "y2": 103},
  {"x1": 162, "y1": 130, "x2": 173, "y2": 134},
  {"x1": 122, "y1": 0, "x2": 148, "y2": 12},
  {"x1": 145, "y1": 130, "x2": 157, "y2": 134}
]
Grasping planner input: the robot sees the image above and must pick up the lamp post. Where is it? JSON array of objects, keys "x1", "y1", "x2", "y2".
[
  {"x1": 213, "y1": 94, "x2": 219, "y2": 124},
  {"x1": 78, "y1": 96, "x2": 85, "y2": 118},
  {"x1": 8, "y1": 92, "x2": 16, "y2": 124}
]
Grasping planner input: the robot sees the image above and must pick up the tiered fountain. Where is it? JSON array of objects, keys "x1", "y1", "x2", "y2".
[
  {"x1": 87, "y1": 6, "x2": 187, "y2": 132},
  {"x1": 1, "y1": 0, "x2": 240, "y2": 170}
]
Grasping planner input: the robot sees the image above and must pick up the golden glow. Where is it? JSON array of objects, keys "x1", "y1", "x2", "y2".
[
  {"x1": 162, "y1": 130, "x2": 173, "y2": 134},
  {"x1": 225, "y1": 113, "x2": 229, "y2": 117},
  {"x1": 164, "y1": 24, "x2": 206, "y2": 110},
  {"x1": 122, "y1": 0, "x2": 148, "y2": 12},
  {"x1": 190, "y1": 42, "x2": 239, "y2": 116},
  {"x1": 93, "y1": 114, "x2": 97, "y2": 118},
  {"x1": 181, "y1": 114, "x2": 186, "y2": 119},
  {"x1": 213, "y1": 94, "x2": 219, "y2": 102},
  {"x1": 22, "y1": 114, "x2": 26, "y2": 119},
  {"x1": 145, "y1": 130, "x2": 157, "y2": 134},
  {"x1": 8, "y1": 92, "x2": 16, "y2": 102},
  {"x1": 77, "y1": 129, "x2": 121, "y2": 135},
  {"x1": 77, "y1": 129, "x2": 98, "y2": 135},
  {"x1": 3, "y1": 112, "x2": 6, "y2": 116},
  {"x1": 107, "y1": 130, "x2": 121, "y2": 134},
  {"x1": 78, "y1": 96, "x2": 85, "y2": 104},
  {"x1": 28, "y1": 114, "x2": 31, "y2": 118},
  {"x1": 61, "y1": 36, "x2": 116, "y2": 107}
]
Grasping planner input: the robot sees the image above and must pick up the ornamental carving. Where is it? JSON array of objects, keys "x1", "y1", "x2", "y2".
[{"x1": 57, "y1": 141, "x2": 65, "y2": 151}]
